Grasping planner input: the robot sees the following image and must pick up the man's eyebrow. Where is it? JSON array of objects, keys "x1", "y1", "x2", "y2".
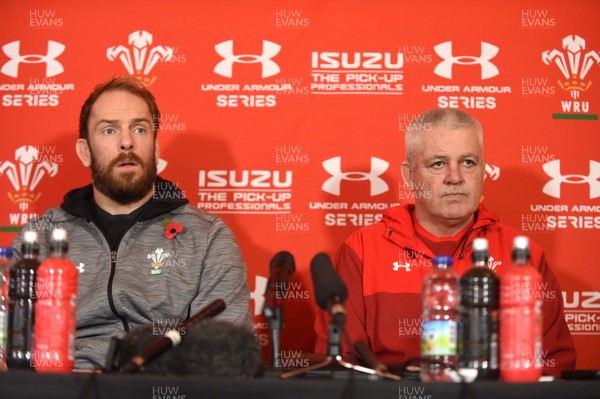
[
  {"x1": 94, "y1": 118, "x2": 151, "y2": 128},
  {"x1": 459, "y1": 152, "x2": 480, "y2": 158},
  {"x1": 94, "y1": 119, "x2": 118, "y2": 128},
  {"x1": 428, "y1": 154, "x2": 449, "y2": 160},
  {"x1": 130, "y1": 117, "x2": 152, "y2": 125},
  {"x1": 429, "y1": 153, "x2": 480, "y2": 159}
]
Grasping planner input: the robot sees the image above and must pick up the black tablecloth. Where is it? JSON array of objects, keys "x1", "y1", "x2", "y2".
[{"x1": 1, "y1": 369, "x2": 599, "y2": 399}]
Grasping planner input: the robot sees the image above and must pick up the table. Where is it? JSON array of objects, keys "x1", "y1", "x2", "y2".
[{"x1": 1, "y1": 369, "x2": 599, "y2": 399}]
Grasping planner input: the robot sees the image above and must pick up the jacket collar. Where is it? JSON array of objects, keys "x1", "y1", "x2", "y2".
[
  {"x1": 60, "y1": 176, "x2": 188, "y2": 222},
  {"x1": 382, "y1": 203, "x2": 499, "y2": 250}
]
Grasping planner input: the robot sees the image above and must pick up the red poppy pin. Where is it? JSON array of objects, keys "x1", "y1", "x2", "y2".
[{"x1": 163, "y1": 218, "x2": 184, "y2": 247}]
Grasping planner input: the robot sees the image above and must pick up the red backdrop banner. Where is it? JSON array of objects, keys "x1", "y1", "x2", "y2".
[{"x1": 1, "y1": 0, "x2": 598, "y2": 369}]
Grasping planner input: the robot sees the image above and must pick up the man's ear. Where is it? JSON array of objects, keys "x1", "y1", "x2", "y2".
[
  {"x1": 401, "y1": 161, "x2": 414, "y2": 191},
  {"x1": 76, "y1": 139, "x2": 92, "y2": 167}
]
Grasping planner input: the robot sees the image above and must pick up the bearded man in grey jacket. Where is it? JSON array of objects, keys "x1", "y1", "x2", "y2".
[{"x1": 12, "y1": 77, "x2": 254, "y2": 370}]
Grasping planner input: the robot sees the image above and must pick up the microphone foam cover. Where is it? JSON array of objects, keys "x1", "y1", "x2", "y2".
[
  {"x1": 117, "y1": 319, "x2": 260, "y2": 376},
  {"x1": 310, "y1": 252, "x2": 348, "y2": 310},
  {"x1": 270, "y1": 250, "x2": 296, "y2": 275}
]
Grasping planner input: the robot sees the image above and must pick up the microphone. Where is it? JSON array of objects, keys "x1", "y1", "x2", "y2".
[
  {"x1": 114, "y1": 318, "x2": 260, "y2": 376},
  {"x1": 310, "y1": 252, "x2": 347, "y2": 325},
  {"x1": 262, "y1": 250, "x2": 295, "y2": 319},
  {"x1": 120, "y1": 299, "x2": 226, "y2": 373}
]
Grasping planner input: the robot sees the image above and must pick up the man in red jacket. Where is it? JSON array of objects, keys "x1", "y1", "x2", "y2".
[{"x1": 314, "y1": 108, "x2": 576, "y2": 377}]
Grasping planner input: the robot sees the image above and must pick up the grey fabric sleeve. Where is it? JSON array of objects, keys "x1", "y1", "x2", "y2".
[{"x1": 192, "y1": 215, "x2": 254, "y2": 331}]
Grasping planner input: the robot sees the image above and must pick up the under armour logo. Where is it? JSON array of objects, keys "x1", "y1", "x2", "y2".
[
  {"x1": 250, "y1": 275, "x2": 268, "y2": 316},
  {"x1": 322, "y1": 156, "x2": 389, "y2": 196},
  {"x1": 434, "y1": 41, "x2": 499, "y2": 80},
  {"x1": 485, "y1": 164, "x2": 501, "y2": 181},
  {"x1": 76, "y1": 263, "x2": 85, "y2": 273},
  {"x1": 393, "y1": 261, "x2": 411, "y2": 272},
  {"x1": 2, "y1": 40, "x2": 65, "y2": 78},
  {"x1": 542, "y1": 160, "x2": 600, "y2": 199},
  {"x1": 214, "y1": 40, "x2": 281, "y2": 78},
  {"x1": 157, "y1": 158, "x2": 167, "y2": 174}
]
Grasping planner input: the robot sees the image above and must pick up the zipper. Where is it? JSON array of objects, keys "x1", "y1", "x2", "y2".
[
  {"x1": 456, "y1": 225, "x2": 488, "y2": 260},
  {"x1": 454, "y1": 226, "x2": 474, "y2": 260},
  {"x1": 89, "y1": 221, "x2": 131, "y2": 332},
  {"x1": 107, "y1": 249, "x2": 130, "y2": 332}
]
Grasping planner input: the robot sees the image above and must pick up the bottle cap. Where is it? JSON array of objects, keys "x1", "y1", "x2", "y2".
[
  {"x1": 24, "y1": 230, "x2": 38, "y2": 243},
  {"x1": 512, "y1": 235, "x2": 531, "y2": 263},
  {"x1": 49, "y1": 228, "x2": 69, "y2": 254},
  {"x1": 0, "y1": 247, "x2": 13, "y2": 258},
  {"x1": 472, "y1": 238, "x2": 488, "y2": 251},
  {"x1": 471, "y1": 238, "x2": 489, "y2": 264},
  {"x1": 513, "y1": 236, "x2": 529, "y2": 250},
  {"x1": 433, "y1": 255, "x2": 453, "y2": 268},
  {"x1": 52, "y1": 228, "x2": 68, "y2": 241}
]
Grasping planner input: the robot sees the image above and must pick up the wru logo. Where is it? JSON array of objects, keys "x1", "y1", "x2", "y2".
[
  {"x1": 107, "y1": 30, "x2": 173, "y2": 86},
  {"x1": 0, "y1": 145, "x2": 58, "y2": 211},
  {"x1": 147, "y1": 248, "x2": 172, "y2": 275},
  {"x1": 542, "y1": 35, "x2": 600, "y2": 100}
]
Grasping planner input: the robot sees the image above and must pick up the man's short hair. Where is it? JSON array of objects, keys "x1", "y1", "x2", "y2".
[
  {"x1": 405, "y1": 108, "x2": 483, "y2": 167},
  {"x1": 78, "y1": 77, "x2": 161, "y2": 139}
]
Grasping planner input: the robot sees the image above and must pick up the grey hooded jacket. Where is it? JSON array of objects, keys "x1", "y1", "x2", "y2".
[{"x1": 12, "y1": 178, "x2": 253, "y2": 370}]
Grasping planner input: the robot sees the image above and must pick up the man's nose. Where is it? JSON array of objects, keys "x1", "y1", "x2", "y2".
[
  {"x1": 119, "y1": 130, "x2": 133, "y2": 151},
  {"x1": 444, "y1": 163, "x2": 464, "y2": 184}
]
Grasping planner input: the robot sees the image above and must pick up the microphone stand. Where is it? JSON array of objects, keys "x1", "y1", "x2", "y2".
[
  {"x1": 280, "y1": 316, "x2": 401, "y2": 381},
  {"x1": 263, "y1": 305, "x2": 283, "y2": 368}
]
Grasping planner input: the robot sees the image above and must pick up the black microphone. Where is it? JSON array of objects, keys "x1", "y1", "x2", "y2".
[
  {"x1": 121, "y1": 299, "x2": 226, "y2": 373},
  {"x1": 310, "y1": 252, "x2": 347, "y2": 325},
  {"x1": 262, "y1": 250, "x2": 295, "y2": 319}
]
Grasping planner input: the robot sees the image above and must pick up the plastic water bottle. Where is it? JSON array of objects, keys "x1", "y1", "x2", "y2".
[
  {"x1": 459, "y1": 238, "x2": 499, "y2": 379},
  {"x1": 500, "y1": 236, "x2": 543, "y2": 382},
  {"x1": 34, "y1": 228, "x2": 78, "y2": 372},
  {"x1": 0, "y1": 247, "x2": 14, "y2": 371},
  {"x1": 6, "y1": 231, "x2": 40, "y2": 370},
  {"x1": 420, "y1": 256, "x2": 459, "y2": 382}
]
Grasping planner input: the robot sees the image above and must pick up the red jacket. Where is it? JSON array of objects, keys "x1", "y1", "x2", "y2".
[{"x1": 314, "y1": 204, "x2": 576, "y2": 376}]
